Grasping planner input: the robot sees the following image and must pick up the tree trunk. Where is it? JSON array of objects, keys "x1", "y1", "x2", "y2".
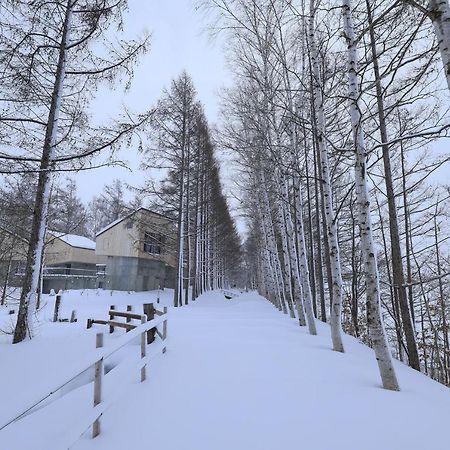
[
  {"x1": 429, "y1": 0, "x2": 450, "y2": 91},
  {"x1": 313, "y1": 139, "x2": 327, "y2": 322},
  {"x1": 366, "y1": 0, "x2": 420, "y2": 371},
  {"x1": 294, "y1": 181, "x2": 317, "y2": 335},
  {"x1": 13, "y1": 0, "x2": 73, "y2": 343},
  {"x1": 282, "y1": 177, "x2": 307, "y2": 325},
  {"x1": 309, "y1": 0, "x2": 344, "y2": 351},
  {"x1": 343, "y1": 0, "x2": 400, "y2": 390}
]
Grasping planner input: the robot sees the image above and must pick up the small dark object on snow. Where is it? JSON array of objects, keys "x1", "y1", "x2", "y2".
[{"x1": 8, "y1": 309, "x2": 15, "y2": 315}]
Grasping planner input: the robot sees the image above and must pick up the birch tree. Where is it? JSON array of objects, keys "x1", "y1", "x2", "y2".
[
  {"x1": 308, "y1": 0, "x2": 345, "y2": 352},
  {"x1": 402, "y1": 0, "x2": 450, "y2": 92},
  {"x1": 342, "y1": 0, "x2": 400, "y2": 390},
  {"x1": 363, "y1": 0, "x2": 421, "y2": 371}
]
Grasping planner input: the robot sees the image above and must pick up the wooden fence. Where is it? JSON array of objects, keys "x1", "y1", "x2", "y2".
[
  {"x1": 89, "y1": 305, "x2": 168, "y2": 438},
  {"x1": 0, "y1": 303, "x2": 168, "y2": 447}
]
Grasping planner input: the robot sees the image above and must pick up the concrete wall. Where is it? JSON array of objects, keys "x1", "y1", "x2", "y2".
[
  {"x1": 102, "y1": 256, "x2": 174, "y2": 292},
  {"x1": 42, "y1": 275, "x2": 97, "y2": 293}
]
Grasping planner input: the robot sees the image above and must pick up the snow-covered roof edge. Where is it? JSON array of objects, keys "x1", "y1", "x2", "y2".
[
  {"x1": 48, "y1": 231, "x2": 96, "y2": 250},
  {"x1": 95, "y1": 208, "x2": 175, "y2": 238}
]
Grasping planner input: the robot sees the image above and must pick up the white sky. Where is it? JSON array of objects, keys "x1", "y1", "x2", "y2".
[{"x1": 76, "y1": 0, "x2": 233, "y2": 204}]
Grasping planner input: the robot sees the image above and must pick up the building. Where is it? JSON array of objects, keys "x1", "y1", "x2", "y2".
[
  {"x1": 0, "y1": 227, "x2": 29, "y2": 292},
  {"x1": 95, "y1": 208, "x2": 176, "y2": 291},
  {"x1": 43, "y1": 231, "x2": 97, "y2": 292},
  {"x1": 0, "y1": 208, "x2": 177, "y2": 293}
]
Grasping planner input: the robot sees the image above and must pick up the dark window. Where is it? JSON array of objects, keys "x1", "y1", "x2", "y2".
[
  {"x1": 143, "y1": 232, "x2": 165, "y2": 255},
  {"x1": 14, "y1": 261, "x2": 26, "y2": 275}
]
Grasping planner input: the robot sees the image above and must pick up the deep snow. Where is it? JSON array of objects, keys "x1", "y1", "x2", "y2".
[{"x1": 1, "y1": 289, "x2": 450, "y2": 450}]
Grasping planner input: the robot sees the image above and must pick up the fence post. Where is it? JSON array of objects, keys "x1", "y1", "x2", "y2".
[
  {"x1": 162, "y1": 306, "x2": 168, "y2": 354},
  {"x1": 140, "y1": 316, "x2": 147, "y2": 382},
  {"x1": 92, "y1": 333, "x2": 104, "y2": 438},
  {"x1": 109, "y1": 305, "x2": 115, "y2": 333},
  {"x1": 53, "y1": 294, "x2": 62, "y2": 322},
  {"x1": 126, "y1": 305, "x2": 132, "y2": 332},
  {"x1": 143, "y1": 303, "x2": 155, "y2": 344}
]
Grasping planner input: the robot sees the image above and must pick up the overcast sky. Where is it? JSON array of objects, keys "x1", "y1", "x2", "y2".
[
  {"x1": 76, "y1": 0, "x2": 233, "y2": 205},
  {"x1": 75, "y1": 1, "x2": 449, "y2": 235}
]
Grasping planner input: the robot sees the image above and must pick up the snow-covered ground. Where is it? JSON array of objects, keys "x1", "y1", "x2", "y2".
[
  {"x1": 0, "y1": 287, "x2": 173, "y2": 448},
  {"x1": 1, "y1": 289, "x2": 450, "y2": 450}
]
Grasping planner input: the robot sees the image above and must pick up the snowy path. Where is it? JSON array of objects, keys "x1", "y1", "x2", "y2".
[{"x1": 71, "y1": 290, "x2": 450, "y2": 450}]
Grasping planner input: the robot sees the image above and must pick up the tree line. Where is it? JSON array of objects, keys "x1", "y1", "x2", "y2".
[
  {"x1": 202, "y1": 0, "x2": 450, "y2": 389},
  {"x1": 141, "y1": 72, "x2": 243, "y2": 307}
]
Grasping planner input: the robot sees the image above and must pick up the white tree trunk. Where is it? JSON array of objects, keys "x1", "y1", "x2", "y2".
[
  {"x1": 429, "y1": 0, "x2": 450, "y2": 91},
  {"x1": 277, "y1": 195, "x2": 296, "y2": 318},
  {"x1": 259, "y1": 209, "x2": 285, "y2": 311},
  {"x1": 281, "y1": 178, "x2": 307, "y2": 326},
  {"x1": 257, "y1": 185, "x2": 283, "y2": 310},
  {"x1": 261, "y1": 180, "x2": 288, "y2": 314},
  {"x1": 294, "y1": 181, "x2": 318, "y2": 336},
  {"x1": 343, "y1": 0, "x2": 400, "y2": 390},
  {"x1": 177, "y1": 195, "x2": 185, "y2": 306},
  {"x1": 309, "y1": 0, "x2": 344, "y2": 351}
]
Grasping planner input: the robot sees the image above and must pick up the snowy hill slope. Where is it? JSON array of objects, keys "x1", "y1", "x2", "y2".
[{"x1": 2, "y1": 290, "x2": 450, "y2": 450}]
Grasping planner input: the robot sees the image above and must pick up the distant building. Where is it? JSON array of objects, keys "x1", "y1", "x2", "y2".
[
  {"x1": 0, "y1": 227, "x2": 28, "y2": 291},
  {"x1": 43, "y1": 231, "x2": 97, "y2": 292},
  {"x1": 0, "y1": 208, "x2": 177, "y2": 293},
  {"x1": 95, "y1": 208, "x2": 176, "y2": 292}
]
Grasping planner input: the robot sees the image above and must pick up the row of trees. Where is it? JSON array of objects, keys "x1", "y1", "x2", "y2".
[
  {"x1": 204, "y1": 0, "x2": 450, "y2": 389},
  {"x1": 142, "y1": 72, "x2": 243, "y2": 307}
]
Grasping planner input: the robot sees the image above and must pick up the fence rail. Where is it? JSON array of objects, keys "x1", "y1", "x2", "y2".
[{"x1": 0, "y1": 304, "x2": 168, "y2": 446}]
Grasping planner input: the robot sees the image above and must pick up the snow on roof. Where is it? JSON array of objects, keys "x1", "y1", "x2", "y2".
[
  {"x1": 95, "y1": 208, "x2": 174, "y2": 237},
  {"x1": 49, "y1": 231, "x2": 96, "y2": 250}
]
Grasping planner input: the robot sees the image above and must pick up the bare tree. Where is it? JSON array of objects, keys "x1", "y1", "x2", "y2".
[{"x1": 2, "y1": 0, "x2": 152, "y2": 343}]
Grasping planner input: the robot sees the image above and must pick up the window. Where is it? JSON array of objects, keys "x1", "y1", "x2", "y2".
[
  {"x1": 14, "y1": 261, "x2": 26, "y2": 275},
  {"x1": 143, "y1": 232, "x2": 165, "y2": 255}
]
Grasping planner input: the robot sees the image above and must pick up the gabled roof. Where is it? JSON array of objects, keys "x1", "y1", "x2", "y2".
[
  {"x1": 95, "y1": 207, "x2": 174, "y2": 238},
  {"x1": 48, "y1": 231, "x2": 96, "y2": 250}
]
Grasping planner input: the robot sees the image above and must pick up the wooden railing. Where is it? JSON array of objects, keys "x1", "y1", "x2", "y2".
[
  {"x1": 0, "y1": 304, "x2": 168, "y2": 447},
  {"x1": 89, "y1": 307, "x2": 168, "y2": 438}
]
